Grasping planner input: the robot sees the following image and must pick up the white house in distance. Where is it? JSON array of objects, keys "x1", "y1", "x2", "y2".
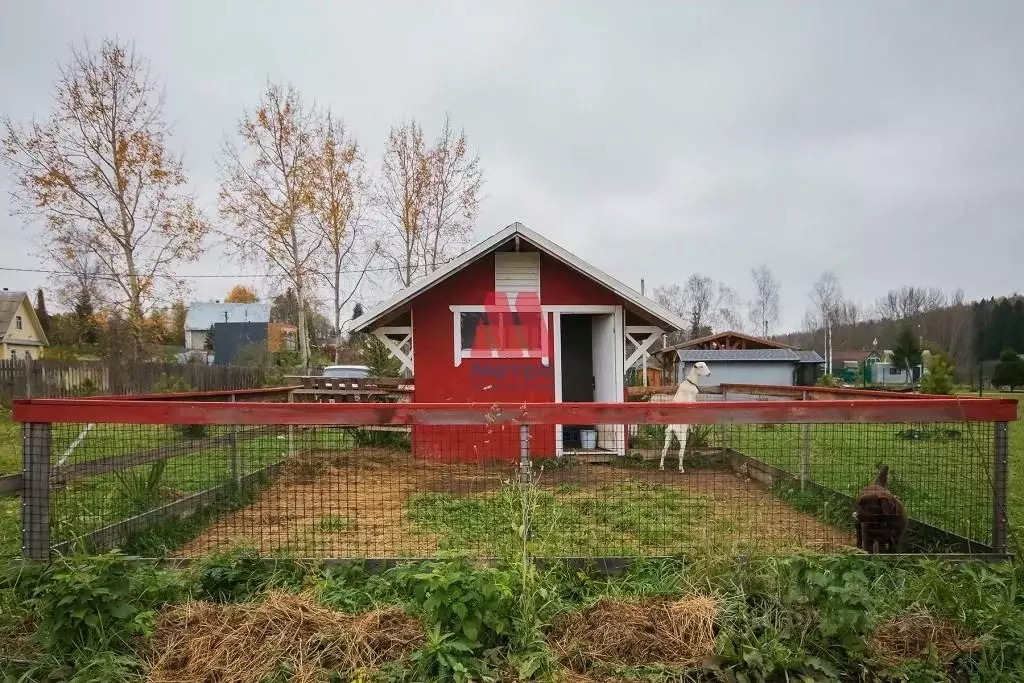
[
  {"x1": 0, "y1": 290, "x2": 49, "y2": 361},
  {"x1": 184, "y1": 302, "x2": 271, "y2": 352}
]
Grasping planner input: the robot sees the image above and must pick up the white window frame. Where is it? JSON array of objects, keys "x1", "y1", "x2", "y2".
[
  {"x1": 15, "y1": 316, "x2": 22, "y2": 330},
  {"x1": 450, "y1": 305, "x2": 549, "y2": 367}
]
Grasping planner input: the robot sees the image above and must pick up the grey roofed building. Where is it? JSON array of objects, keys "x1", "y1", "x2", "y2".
[
  {"x1": 670, "y1": 347, "x2": 824, "y2": 387},
  {"x1": 184, "y1": 302, "x2": 271, "y2": 351}
]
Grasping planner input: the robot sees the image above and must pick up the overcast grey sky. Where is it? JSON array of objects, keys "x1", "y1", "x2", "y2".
[{"x1": 2, "y1": 1, "x2": 1022, "y2": 332}]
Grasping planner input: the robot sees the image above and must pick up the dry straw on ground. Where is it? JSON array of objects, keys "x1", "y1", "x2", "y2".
[
  {"x1": 870, "y1": 609, "x2": 980, "y2": 668},
  {"x1": 550, "y1": 595, "x2": 717, "y2": 672},
  {"x1": 146, "y1": 591, "x2": 423, "y2": 683}
]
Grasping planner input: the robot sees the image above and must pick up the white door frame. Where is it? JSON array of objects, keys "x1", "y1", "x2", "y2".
[{"x1": 547, "y1": 305, "x2": 625, "y2": 457}]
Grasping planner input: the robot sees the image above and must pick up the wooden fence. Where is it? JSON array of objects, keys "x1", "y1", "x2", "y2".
[{"x1": 0, "y1": 359, "x2": 266, "y2": 400}]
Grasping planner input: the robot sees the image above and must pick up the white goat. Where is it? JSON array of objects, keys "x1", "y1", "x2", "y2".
[{"x1": 659, "y1": 361, "x2": 712, "y2": 473}]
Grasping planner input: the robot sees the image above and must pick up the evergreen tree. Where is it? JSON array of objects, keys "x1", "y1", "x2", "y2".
[
  {"x1": 72, "y1": 290, "x2": 99, "y2": 345},
  {"x1": 890, "y1": 325, "x2": 922, "y2": 375},
  {"x1": 33, "y1": 288, "x2": 50, "y2": 337},
  {"x1": 992, "y1": 348, "x2": 1024, "y2": 391},
  {"x1": 169, "y1": 300, "x2": 187, "y2": 346}
]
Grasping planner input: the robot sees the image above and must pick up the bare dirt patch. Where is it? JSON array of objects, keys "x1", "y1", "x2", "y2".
[{"x1": 178, "y1": 449, "x2": 853, "y2": 557}]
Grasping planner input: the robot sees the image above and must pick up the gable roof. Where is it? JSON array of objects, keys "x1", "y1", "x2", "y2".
[
  {"x1": 351, "y1": 222, "x2": 687, "y2": 332},
  {"x1": 674, "y1": 348, "x2": 796, "y2": 362},
  {"x1": 185, "y1": 302, "x2": 271, "y2": 330},
  {"x1": 0, "y1": 290, "x2": 49, "y2": 345},
  {"x1": 662, "y1": 330, "x2": 795, "y2": 353}
]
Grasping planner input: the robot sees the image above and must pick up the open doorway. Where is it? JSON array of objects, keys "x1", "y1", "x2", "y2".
[{"x1": 557, "y1": 311, "x2": 623, "y2": 456}]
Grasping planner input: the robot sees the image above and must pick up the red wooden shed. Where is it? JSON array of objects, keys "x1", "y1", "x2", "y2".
[{"x1": 351, "y1": 223, "x2": 686, "y2": 463}]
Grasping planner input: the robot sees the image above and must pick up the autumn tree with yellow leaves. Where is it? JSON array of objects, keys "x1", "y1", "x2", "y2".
[
  {"x1": 225, "y1": 284, "x2": 259, "y2": 303},
  {"x1": 218, "y1": 83, "x2": 320, "y2": 368},
  {"x1": 1, "y1": 39, "x2": 208, "y2": 357},
  {"x1": 378, "y1": 116, "x2": 482, "y2": 287},
  {"x1": 309, "y1": 113, "x2": 375, "y2": 362}
]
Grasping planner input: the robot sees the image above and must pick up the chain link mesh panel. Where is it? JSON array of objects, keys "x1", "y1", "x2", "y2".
[{"x1": 27, "y1": 404, "x2": 1003, "y2": 560}]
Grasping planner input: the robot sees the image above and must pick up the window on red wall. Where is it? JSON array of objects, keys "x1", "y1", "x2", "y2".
[
  {"x1": 460, "y1": 311, "x2": 543, "y2": 351},
  {"x1": 454, "y1": 308, "x2": 548, "y2": 366}
]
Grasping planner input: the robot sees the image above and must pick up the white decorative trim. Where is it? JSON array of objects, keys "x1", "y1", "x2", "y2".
[
  {"x1": 373, "y1": 326, "x2": 413, "y2": 374},
  {"x1": 541, "y1": 304, "x2": 619, "y2": 314},
  {"x1": 625, "y1": 325, "x2": 664, "y2": 371}
]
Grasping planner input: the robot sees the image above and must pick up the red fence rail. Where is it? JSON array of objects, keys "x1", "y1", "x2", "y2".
[{"x1": 12, "y1": 397, "x2": 1018, "y2": 426}]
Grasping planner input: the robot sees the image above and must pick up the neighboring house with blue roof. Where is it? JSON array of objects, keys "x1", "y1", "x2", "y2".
[
  {"x1": 184, "y1": 302, "x2": 272, "y2": 352},
  {"x1": 655, "y1": 330, "x2": 824, "y2": 387}
]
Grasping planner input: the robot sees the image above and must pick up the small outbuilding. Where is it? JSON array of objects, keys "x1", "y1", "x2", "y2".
[
  {"x1": 351, "y1": 222, "x2": 686, "y2": 462},
  {"x1": 657, "y1": 331, "x2": 824, "y2": 387}
]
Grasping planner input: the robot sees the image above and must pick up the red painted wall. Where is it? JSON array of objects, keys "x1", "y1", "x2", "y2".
[{"x1": 410, "y1": 252, "x2": 622, "y2": 463}]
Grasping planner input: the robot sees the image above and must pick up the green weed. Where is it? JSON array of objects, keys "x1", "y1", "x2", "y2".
[
  {"x1": 317, "y1": 515, "x2": 353, "y2": 533},
  {"x1": 192, "y1": 548, "x2": 311, "y2": 603}
]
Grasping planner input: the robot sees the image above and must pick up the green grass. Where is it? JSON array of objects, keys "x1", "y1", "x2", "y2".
[
  {"x1": 0, "y1": 411, "x2": 18, "y2": 476},
  {"x1": 731, "y1": 422, "x2": 994, "y2": 543},
  {"x1": 50, "y1": 428, "x2": 360, "y2": 550},
  {"x1": 408, "y1": 483, "x2": 714, "y2": 557},
  {"x1": 317, "y1": 515, "x2": 353, "y2": 533},
  {"x1": 964, "y1": 392, "x2": 1024, "y2": 542}
]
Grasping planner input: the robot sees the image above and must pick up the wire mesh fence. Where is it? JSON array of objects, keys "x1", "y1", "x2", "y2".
[{"x1": 15, "y1": 394, "x2": 1014, "y2": 561}]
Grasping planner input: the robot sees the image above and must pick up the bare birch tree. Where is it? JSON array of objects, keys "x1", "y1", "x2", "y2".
[
  {"x1": 748, "y1": 264, "x2": 781, "y2": 336},
  {"x1": 1, "y1": 39, "x2": 207, "y2": 355},
  {"x1": 378, "y1": 121, "x2": 429, "y2": 287},
  {"x1": 806, "y1": 271, "x2": 844, "y2": 374},
  {"x1": 309, "y1": 112, "x2": 376, "y2": 362},
  {"x1": 218, "y1": 82, "x2": 319, "y2": 368},
  {"x1": 378, "y1": 117, "x2": 483, "y2": 286},
  {"x1": 875, "y1": 286, "x2": 947, "y2": 320},
  {"x1": 421, "y1": 115, "x2": 482, "y2": 275}
]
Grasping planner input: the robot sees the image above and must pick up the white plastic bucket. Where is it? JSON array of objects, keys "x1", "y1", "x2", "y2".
[{"x1": 581, "y1": 429, "x2": 598, "y2": 449}]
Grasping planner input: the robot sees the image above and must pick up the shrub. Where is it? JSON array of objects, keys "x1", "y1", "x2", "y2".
[
  {"x1": 816, "y1": 373, "x2": 839, "y2": 387},
  {"x1": 394, "y1": 554, "x2": 516, "y2": 681},
  {"x1": 3, "y1": 552, "x2": 182, "y2": 662},
  {"x1": 70, "y1": 377, "x2": 100, "y2": 397},
  {"x1": 152, "y1": 374, "x2": 209, "y2": 439},
  {"x1": 992, "y1": 348, "x2": 1024, "y2": 391},
  {"x1": 194, "y1": 549, "x2": 307, "y2": 603},
  {"x1": 921, "y1": 353, "x2": 956, "y2": 395}
]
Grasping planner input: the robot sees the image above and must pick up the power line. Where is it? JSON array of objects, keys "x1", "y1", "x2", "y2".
[{"x1": 0, "y1": 264, "x2": 404, "y2": 279}]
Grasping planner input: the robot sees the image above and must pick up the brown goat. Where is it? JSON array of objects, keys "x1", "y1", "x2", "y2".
[{"x1": 854, "y1": 465, "x2": 908, "y2": 553}]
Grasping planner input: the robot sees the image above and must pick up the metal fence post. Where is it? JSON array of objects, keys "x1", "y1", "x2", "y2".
[
  {"x1": 799, "y1": 390, "x2": 811, "y2": 490},
  {"x1": 229, "y1": 394, "x2": 240, "y2": 486},
  {"x1": 993, "y1": 421, "x2": 1009, "y2": 554},
  {"x1": 288, "y1": 390, "x2": 295, "y2": 457},
  {"x1": 721, "y1": 388, "x2": 731, "y2": 456},
  {"x1": 518, "y1": 424, "x2": 532, "y2": 553},
  {"x1": 518, "y1": 425, "x2": 531, "y2": 485},
  {"x1": 22, "y1": 422, "x2": 51, "y2": 560}
]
